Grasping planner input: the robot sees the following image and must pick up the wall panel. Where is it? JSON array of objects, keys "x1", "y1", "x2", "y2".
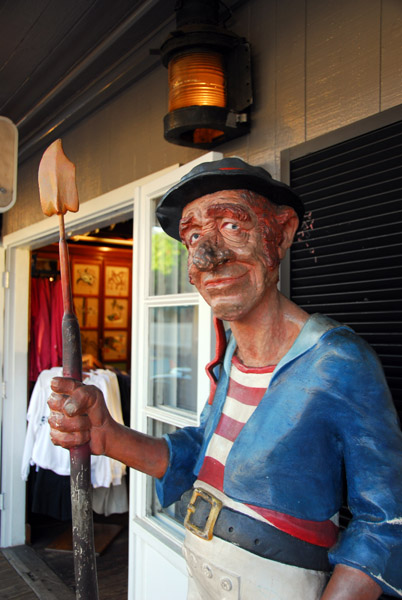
[
  {"x1": 215, "y1": 0, "x2": 278, "y2": 172},
  {"x1": 242, "y1": 0, "x2": 277, "y2": 170},
  {"x1": 274, "y1": 0, "x2": 306, "y2": 175},
  {"x1": 306, "y1": 0, "x2": 381, "y2": 139},
  {"x1": 6, "y1": 157, "x2": 43, "y2": 232},
  {"x1": 381, "y1": 0, "x2": 402, "y2": 110}
]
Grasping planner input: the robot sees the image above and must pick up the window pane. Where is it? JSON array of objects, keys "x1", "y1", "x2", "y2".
[
  {"x1": 148, "y1": 420, "x2": 185, "y2": 525},
  {"x1": 149, "y1": 305, "x2": 198, "y2": 413},
  {"x1": 150, "y1": 200, "x2": 193, "y2": 296}
]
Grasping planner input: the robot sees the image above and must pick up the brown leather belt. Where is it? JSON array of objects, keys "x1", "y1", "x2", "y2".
[{"x1": 183, "y1": 488, "x2": 331, "y2": 572}]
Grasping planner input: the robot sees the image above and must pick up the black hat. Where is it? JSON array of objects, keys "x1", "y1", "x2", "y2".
[{"x1": 156, "y1": 157, "x2": 304, "y2": 241}]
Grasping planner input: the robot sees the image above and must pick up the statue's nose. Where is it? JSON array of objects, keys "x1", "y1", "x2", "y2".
[{"x1": 192, "y1": 237, "x2": 235, "y2": 271}]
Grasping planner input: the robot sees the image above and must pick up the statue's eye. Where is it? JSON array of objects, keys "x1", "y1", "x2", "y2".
[
  {"x1": 190, "y1": 233, "x2": 200, "y2": 244},
  {"x1": 222, "y1": 222, "x2": 239, "y2": 231}
]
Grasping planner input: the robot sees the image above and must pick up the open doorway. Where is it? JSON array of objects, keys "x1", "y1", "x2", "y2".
[{"x1": 24, "y1": 218, "x2": 133, "y2": 598}]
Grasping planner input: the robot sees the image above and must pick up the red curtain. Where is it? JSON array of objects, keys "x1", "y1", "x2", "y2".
[{"x1": 29, "y1": 278, "x2": 63, "y2": 382}]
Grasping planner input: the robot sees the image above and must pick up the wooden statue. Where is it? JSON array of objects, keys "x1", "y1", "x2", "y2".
[{"x1": 48, "y1": 158, "x2": 402, "y2": 599}]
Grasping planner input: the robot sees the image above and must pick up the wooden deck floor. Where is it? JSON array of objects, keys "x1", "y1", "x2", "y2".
[
  {"x1": 0, "y1": 552, "x2": 37, "y2": 600},
  {"x1": 0, "y1": 545, "x2": 74, "y2": 600},
  {"x1": 0, "y1": 515, "x2": 128, "y2": 599},
  {"x1": 33, "y1": 523, "x2": 129, "y2": 599}
]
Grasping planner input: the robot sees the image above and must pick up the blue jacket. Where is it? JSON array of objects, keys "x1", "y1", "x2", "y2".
[{"x1": 156, "y1": 314, "x2": 402, "y2": 597}]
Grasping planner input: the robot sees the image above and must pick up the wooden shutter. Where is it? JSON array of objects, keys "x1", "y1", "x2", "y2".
[
  {"x1": 289, "y1": 119, "x2": 402, "y2": 420},
  {"x1": 288, "y1": 120, "x2": 402, "y2": 598}
]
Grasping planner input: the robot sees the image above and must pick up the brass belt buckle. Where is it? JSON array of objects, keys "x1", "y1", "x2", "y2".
[{"x1": 184, "y1": 488, "x2": 223, "y2": 541}]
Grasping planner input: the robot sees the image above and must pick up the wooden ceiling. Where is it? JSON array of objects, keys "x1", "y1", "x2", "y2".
[{"x1": 0, "y1": 0, "x2": 177, "y2": 163}]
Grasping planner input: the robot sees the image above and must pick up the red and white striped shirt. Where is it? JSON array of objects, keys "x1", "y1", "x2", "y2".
[{"x1": 196, "y1": 355, "x2": 339, "y2": 548}]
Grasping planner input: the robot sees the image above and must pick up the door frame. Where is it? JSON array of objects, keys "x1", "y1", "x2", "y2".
[{"x1": 0, "y1": 164, "x2": 176, "y2": 547}]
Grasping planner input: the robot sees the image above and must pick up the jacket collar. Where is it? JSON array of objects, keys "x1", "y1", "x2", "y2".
[{"x1": 223, "y1": 313, "x2": 344, "y2": 376}]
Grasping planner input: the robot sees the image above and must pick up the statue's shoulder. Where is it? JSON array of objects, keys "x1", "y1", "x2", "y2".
[{"x1": 311, "y1": 313, "x2": 382, "y2": 373}]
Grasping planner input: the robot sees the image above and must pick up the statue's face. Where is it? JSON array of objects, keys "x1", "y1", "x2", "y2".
[{"x1": 179, "y1": 190, "x2": 280, "y2": 322}]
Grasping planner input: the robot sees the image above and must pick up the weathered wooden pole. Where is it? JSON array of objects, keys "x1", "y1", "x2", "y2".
[{"x1": 38, "y1": 139, "x2": 99, "y2": 600}]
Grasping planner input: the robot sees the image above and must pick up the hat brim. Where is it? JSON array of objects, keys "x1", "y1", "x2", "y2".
[{"x1": 156, "y1": 170, "x2": 304, "y2": 241}]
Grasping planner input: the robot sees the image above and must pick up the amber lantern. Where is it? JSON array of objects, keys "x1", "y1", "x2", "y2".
[{"x1": 160, "y1": 0, "x2": 252, "y2": 149}]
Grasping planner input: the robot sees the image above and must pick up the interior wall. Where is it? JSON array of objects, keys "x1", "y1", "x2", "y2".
[{"x1": 3, "y1": 0, "x2": 402, "y2": 236}]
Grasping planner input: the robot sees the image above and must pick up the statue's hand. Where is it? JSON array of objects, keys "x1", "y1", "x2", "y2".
[{"x1": 48, "y1": 377, "x2": 112, "y2": 455}]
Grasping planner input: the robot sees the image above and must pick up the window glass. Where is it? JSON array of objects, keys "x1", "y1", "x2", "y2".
[
  {"x1": 150, "y1": 201, "x2": 193, "y2": 296},
  {"x1": 148, "y1": 420, "x2": 185, "y2": 525},
  {"x1": 149, "y1": 305, "x2": 198, "y2": 413}
]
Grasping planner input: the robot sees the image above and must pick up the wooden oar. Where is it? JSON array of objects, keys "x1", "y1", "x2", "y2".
[{"x1": 38, "y1": 139, "x2": 99, "y2": 600}]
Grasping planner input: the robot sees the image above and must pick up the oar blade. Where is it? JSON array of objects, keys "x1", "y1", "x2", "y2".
[{"x1": 38, "y1": 139, "x2": 79, "y2": 216}]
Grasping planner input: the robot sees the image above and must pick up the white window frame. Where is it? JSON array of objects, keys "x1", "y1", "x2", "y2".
[{"x1": 129, "y1": 152, "x2": 222, "y2": 598}]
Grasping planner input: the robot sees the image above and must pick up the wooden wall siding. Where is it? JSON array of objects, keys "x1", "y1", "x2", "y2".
[
  {"x1": 305, "y1": 0, "x2": 381, "y2": 140},
  {"x1": 198, "y1": 0, "x2": 279, "y2": 169},
  {"x1": 63, "y1": 67, "x2": 194, "y2": 201},
  {"x1": 381, "y1": 0, "x2": 402, "y2": 111},
  {"x1": 274, "y1": 0, "x2": 306, "y2": 173},
  {"x1": 208, "y1": 0, "x2": 306, "y2": 176},
  {"x1": 3, "y1": 0, "x2": 402, "y2": 236},
  {"x1": 3, "y1": 67, "x2": 203, "y2": 236},
  {"x1": 232, "y1": 0, "x2": 277, "y2": 168}
]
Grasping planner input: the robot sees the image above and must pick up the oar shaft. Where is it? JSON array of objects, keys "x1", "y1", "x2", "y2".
[
  {"x1": 58, "y1": 214, "x2": 74, "y2": 314},
  {"x1": 69, "y1": 444, "x2": 98, "y2": 600},
  {"x1": 58, "y1": 214, "x2": 99, "y2": 600}
]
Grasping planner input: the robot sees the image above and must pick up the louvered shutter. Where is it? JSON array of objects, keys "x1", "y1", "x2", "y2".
[
  {"x1": 288, "y1": 120, "x2": 402, "y2": 599},
  {"x1": 289, "y1": 119, "x2": 402, "y2": 419}
]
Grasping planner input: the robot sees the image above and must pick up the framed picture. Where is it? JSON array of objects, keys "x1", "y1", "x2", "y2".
[
  {"x1": 104, "y1": 298, "x2": 128, "y2": 329},
  {"x1": 105, "y1": 265, "x2": 130, "y2": 297},
  {"x1": 102, "y1": 330, "x2": 127, "y2": 361},
  {"x1": 80, "y1": 330, "x2": 99, "y2": 356},
  {"x1": 74, "y1": 297, "x2": 99, "y2": 328},
  {"x1": 73, "y1": 263, "x2": 100, "y2": 296}
]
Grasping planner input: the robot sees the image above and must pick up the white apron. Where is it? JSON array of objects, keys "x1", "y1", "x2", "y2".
[{"x1": 183, "y1": 531, "x2": 329, "y2": 600}]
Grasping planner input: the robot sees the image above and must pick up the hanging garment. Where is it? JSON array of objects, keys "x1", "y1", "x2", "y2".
[
  {"x1": 22, "y1": 367, "x2": 126, "y2": 489},
  {"x1": 28, "y1": 466, "x2": 72, "y2": 521},
  {"x1": 28, "y1": 468, "x2": 128, "y2": 520},
  {"x1": 92, "y1": 477, "x2": 129, "y2": 516},
  {"x1": 115, "y1": 371, "x2": 131, "y2": 426}
]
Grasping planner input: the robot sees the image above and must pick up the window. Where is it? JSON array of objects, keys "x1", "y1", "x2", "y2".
[{"x1": 131, "y1": 153, "x2": 220, "y2": 540}]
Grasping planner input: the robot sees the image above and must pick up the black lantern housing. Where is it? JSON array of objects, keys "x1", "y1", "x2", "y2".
[{"x1": 160, "y1": 0, "x2": 252, "y2": 149}]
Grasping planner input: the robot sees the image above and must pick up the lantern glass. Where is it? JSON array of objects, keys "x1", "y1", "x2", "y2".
[
  {"x1": 168, "y1": 50, "x2": 226, "y2": 110},
  {"x1": 168, "y1": 50, "x2": 226, "y2": 144}
]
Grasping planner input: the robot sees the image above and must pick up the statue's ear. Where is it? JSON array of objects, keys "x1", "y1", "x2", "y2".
[{"x1": 277, "y1": 208, "x2": 299, "y2": 260}]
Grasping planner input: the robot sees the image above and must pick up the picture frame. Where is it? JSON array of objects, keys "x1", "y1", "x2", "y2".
[
  {"x1": 102, "y1": 330, "x2": 127, "y2": 361},
  {"x1": 73, "y1": 263, "x2": 100, "y2": 296},
  {"x1": 104, "y1": 298, "x2": 128, "y2": 329},
  {"x1": 80, "y1": 330, "x2": 99, "y2": 356},
  {"x1": 74, "y1": 297, "x2": 99, "y2": 328},
  {"x1": 105, "y1": 265, "x2": 130, "y2": 297}
]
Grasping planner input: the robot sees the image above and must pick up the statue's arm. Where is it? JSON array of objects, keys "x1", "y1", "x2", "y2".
[
  {"x1": 322, "y1": 565, "x2": 382, "y2": 599},
  {"x1": 324, "y1": 330, "x2": 402, "y2": 598}
]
